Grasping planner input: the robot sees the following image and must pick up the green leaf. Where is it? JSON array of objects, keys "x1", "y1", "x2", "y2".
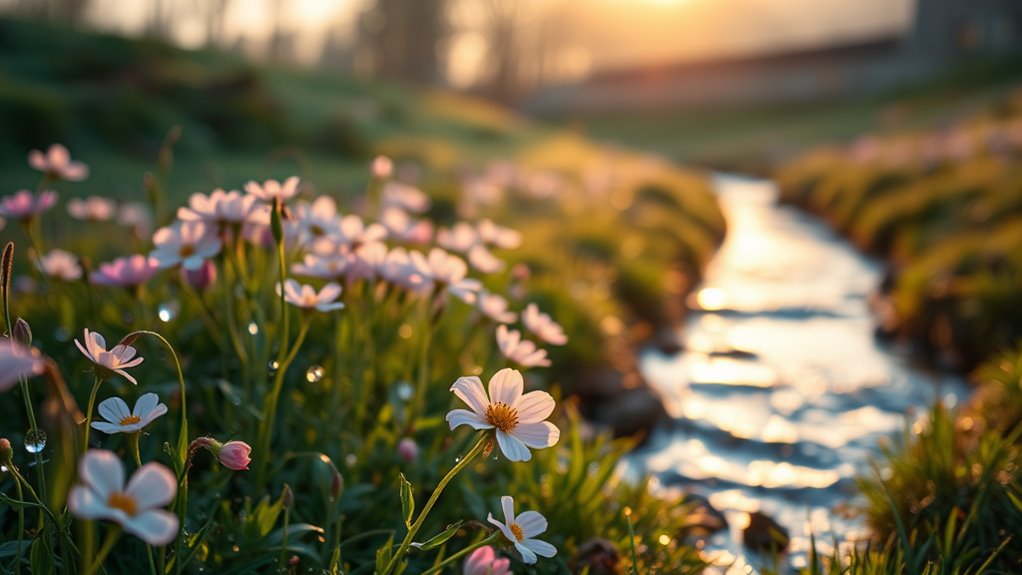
[
  {"x1": 410, "y1": 521, "x2": 463, "y2": 551},
  {"x1": 399, "y1": 473, "x2": 414, "y2": 528},
  {"x1": 253, "y1": 495, "x2": 284, "y2": 538},
  {"x1": 375, "y1": 534, "x2": 394, "y2": 575}
]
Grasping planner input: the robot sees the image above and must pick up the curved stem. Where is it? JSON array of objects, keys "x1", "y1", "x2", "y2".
[
  {"x1": 419, "y1": 532, "x2": 501, "y2": 575},
  {"x1": 87, "y1": 526, "x2": 121, "y2": 575},
  {"x1": 382, "y1": 435, "x2": 488, "y2": 575},
  {"x1": 82, "y1": 376, "x2": 104, "y2": 453}
]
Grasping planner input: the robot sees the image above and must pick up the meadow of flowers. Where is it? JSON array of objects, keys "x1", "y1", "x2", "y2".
[{"x1": 0, "y1": 137, "x2": 723, "y2": 574}]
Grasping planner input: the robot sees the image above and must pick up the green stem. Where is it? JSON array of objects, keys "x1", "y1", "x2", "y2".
[
  {"x1": 279, "y1": 508, "x2": 290, "y2": 570},
  {"x1": 146, "y1": 545, "x2": 158, "y2": 575},
  {"x1": 87, "y1": 526, "x2": 121, "y2": 575},
  {"x1": 419, "y1": 532, "x2": 501, "y2": 575},
  {"x1": 411, "y1": 302, "x2": 434, "y2": 423},
  {"x1": 275, "y1": 230, "x2": 290, "y2": 368},
  {"x1": 256, "y1": 318, "x2": 311, "y2": 485},
  {"x1": 128, "y1": 433, "x2": 142, "y2": 467},
  {"x1": 382, "y1": 435, "x2": 488, "y2": 575},
  {"x1": 13, "y1": 467, "x2": 24, "y2": 575},
  {"x1": 82, "y1": 376, "x2": 104, "y2": 453}
]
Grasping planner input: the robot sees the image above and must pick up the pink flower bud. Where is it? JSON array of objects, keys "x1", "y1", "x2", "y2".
[
  {"x1": 371, "y1": 156, "x2": 393, "y2": 180},
  {"x1": 0, "y1": 437, "x2": 12, "y2": 464},
  {"x1": 463, "y1": 546, "x2": 511, "y2": 575},
  {"x1": 397, "y1": 437, "x2": 419, "y2": 462},
  {"x1": 218, "y1": 440, "x2": 251, "y2": 471},
  {"x1": 181, "y1": 259, "x2": 217, "y2": 292}
]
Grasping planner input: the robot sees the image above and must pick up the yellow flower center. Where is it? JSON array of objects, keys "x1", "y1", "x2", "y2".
[
  {"x1": 107, "y1": 492, "x2": 138, "y2": 516},
  {"x1": 485, "y1": 402, "x2": 518, "y2": 433},
  {"x1": 119, "y1": 415, "x2": 142, "y2": 426},
  {"x1": 310, "y1": 224, "x2": 325, "y2": 237},
  {"x1": 509, "y1": 522, "x2": 525, "y2": 542},
  {"x1": 179, "y1": 244, "x2": 196, "y2": 258}
]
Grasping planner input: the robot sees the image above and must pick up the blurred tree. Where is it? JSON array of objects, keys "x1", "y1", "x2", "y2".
[{"x1": 356, "y1": 0, "x2": 448, "y2": 85}]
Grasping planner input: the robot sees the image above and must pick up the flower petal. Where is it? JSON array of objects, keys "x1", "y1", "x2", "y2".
[
  {"x1": 133, "y1": 393, "x2": 160, "y2": 417},
  {"x1": 514, "y1": 511, "x2": 548, "y2": 538},
  {"x1": 445, "y1": 408, "x2": 492, "y2": 431},
  {"x1": 514, "y1": 541, "x2": 538, "y2": 564},
  {"x1": 514, "y1": 390, "x2": 555, "y2": 423},
  {"x1": 67, "y1": 485, "x2": 109, "y2": 519},
  {"x1": 79, "y1": 450, "x2": 125, "y2": 500},
  {"x1": 121, "y1": 509, "x2": 179, "y2": 546},
  {"x1": 90, "y1": 421, "x2": 125, "y2": 434},
  {"x1": 487, "y1": 512, "x2": 517, "y2": 544},
  {"x1": 125, "y1": 462, "x2": 177, "y2": 509},
  {"x1": 488, "y1": 368, "x2": 522, "y2": 406},
  {"x1": 97, "y1": 396, "x2": 131, "y2": 424},
  {"x1": 450, "y1": 376, "x2": 489, "y2": 415},
  {"x1": 500, "y1": 495, "x2": 516, "y2": 526},
  {"x1": 495, "y1": 430, "x2": 531, "y2": 462},
  {"x1": 510, "y1": 421, "x2": 560, "y2": 450},
  {"x1": 521, "y1": 538, "x2": 557, "y2": 558}
]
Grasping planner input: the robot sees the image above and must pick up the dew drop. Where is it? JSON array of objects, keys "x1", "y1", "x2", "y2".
[
  {"x1": 305, "y1": 365, "x2": 325, "y2": 383},
  {"x1": 1, "y1": 465, "x2": 8, "y2": 473},
  {"x1": 24, "y1": 429, "x2": 47, "y2": 454},
  {"x1": 344, "y1": 454, "x2": 357, "y2": 467},
  {"x1": 396, "y1": 382, "x2": 414, "y2": 401},
  {"x1": 231, "y1": 545, "x2": 240, "y2": 553},
  {"x1": 268, "y1": 360, "x2": 279, "y2": 375},
  {"x1": 454, "y1": 457, "x2": 461, "y2": 463},
  {"x1": 157, "y1": 301, "x2": 179, "y2": 322},
  {"x1": 248, "y1": 322, "x2": 259, "y2": 335}
]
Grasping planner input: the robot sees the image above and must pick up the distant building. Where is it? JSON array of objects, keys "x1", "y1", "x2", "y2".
[{"x1": 526, "y1": 0, "x2": 1022, "y2": 114}]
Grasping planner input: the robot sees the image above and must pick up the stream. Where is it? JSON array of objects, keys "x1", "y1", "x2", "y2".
[{"x1": 628, "y1": 174, "x2": 967, "y2": 573}]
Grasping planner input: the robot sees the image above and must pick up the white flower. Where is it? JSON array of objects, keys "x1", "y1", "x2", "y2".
[
  {"x1": 68, "y1": 450, "x2": 178, "y2": 545},
  {"x1": 487, "y1": 496, "x2": 557, "y2": 564},
  {"x1": 409, "y1": 248, "x2": 481, "y2": 303},
  {"x1": 295, "y1": 196, "x2": 342, "y2": 246},
  {"x1": 478, "y1": 291, "x2": 517, "y2": 324},
  {"x1": 380, "y1": 247, "x2": 429, "y2": 293},
  {"x1": 177, "y1": 189, "x2": 257, "y2": 227},
  {"x1": 468, "y1": 245, "x2": 505, "y2": 274},
  {"x1": 277, "y1": 279, "x2": 345, "y2": 312},
  {"x1": 437, "y1": 222, "x2": 480, "y2": 253},
  {"x1": 149, "y1": 221, "x2": 222, "y2": 270},
  {"x1": 495, "y1": 325, "x2": 551, "y2": 368},
  {"x1": 67, "y1": 196, "x2": 116, "y2": 221},
  {"x1": 74, "y1": 329, "x2": 144, "y2": 385},
  {"x1": 37, "y1": 249, "x2": 82, "y2": 281},
  {"x1": 522, "y1": 304, "x2": 567, "y2": 346},
  {"x1": 344, "y1": 242, "x2": 388, "y2": 282},
  {"x1": 1, "y1": 338, "x2": 45, "y2": 392},
  {"x1": 244, "y1": 176, "x2": 300, "y2": 203},
  {"x1": 382, "y1": 181, "x2": 430, "y2": 213},
  {"x1": 291, "y1": 253, "x2": 349, "y2": 280},
  {"x1": 446, "y1": 368, "x2": 559, "y2": 462},
  {"x1": 478, "y1": 219, "x2": 521, "y2": 249},
  {"x1": 335, "y1": 214, "x2": 387, "y2": 249},
  {"x1": 29, "y1": 144, "x2": 89, "y2": 181},
  {"x1": 91, "y1": 393, "x2": 168, "y2": 435}
]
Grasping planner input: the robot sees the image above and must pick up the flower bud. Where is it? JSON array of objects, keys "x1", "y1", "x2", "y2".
[
  {"x1": 13, "y1": 317, "x2": 32, "y2": 346},
  {"x1": 281, "y1": 483, "x2": 294, "y2": 509},
  {"x1": 218, "y1": 441, "x2": 251, "y2": 471},
  {"x1": 0, "y1": 437, "x2": 13, "y2": 465},
  {"x1": 181, "y1": 259, "x2": 217, "y2": 292},
  {"x1": 397, "y1": 437, "x2": 419, "y2": 462},
  {"x1": 270, "y1": 197, "x2": 285, "y2": 245},
  {"x1": 330, "y1": 464, "x2": 343, "y2": 500},
  {"x1": 371, "y1": 156, "x2": 393, "y2": 180}
]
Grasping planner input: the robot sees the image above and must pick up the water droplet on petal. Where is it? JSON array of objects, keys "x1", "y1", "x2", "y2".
[
  {"x1": 24, "y1": 429, "x2": 47, "y2": 454},
  {"x1": 305, "y1": 365, "x2": 325, "y2": 383},
  {"x1": 157, "y1": 301, "x2": 179, "y2": 322}
]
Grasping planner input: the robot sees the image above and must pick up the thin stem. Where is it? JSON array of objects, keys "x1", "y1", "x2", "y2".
[
  {"x1": 275, "y1": 230, "x2": 290, "y2": 369},
  {"x1": 87, "y1": 526, "x2": 121, "y2": 575},
  {"x1": 382, "y1": 435, "x2": 488, "y2": 575},
  {"x1": 128, "y1": 433, "x2": 142, "y2": 467},
  {"x1": 146, "y1": 545, "x2": 158, "y2": 575},
  {"x1": 13, "y1": 467, "x2": 24, "y2": 575},
  {"x1": 82, "y1": 375, "x2": 104, "y2": 453},
  {"x1": 256, "y1": 317, "x2": 311, "y2": 485},
  {"x1": 411, "y1": 300, "x2": 434, "y2": 423},
  {"x1": 279, "y1": 508, "x2": 290, "y2": 570},
  {"x1": 419, "y1": 532, "x2": 501, "y2": 575}
]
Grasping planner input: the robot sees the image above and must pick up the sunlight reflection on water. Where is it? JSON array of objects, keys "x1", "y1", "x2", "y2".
[{"x1": 628, "y1": 175, "x2": 967, "y2": 574}]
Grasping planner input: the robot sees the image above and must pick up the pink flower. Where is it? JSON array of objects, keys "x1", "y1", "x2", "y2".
[
  {"x1": 277, "y1": 279, "x2": 345, "y2": 312},
  {"x1": 522, "y1": 304, "x2": 567, "y2": 346},
  {"x1": 181, "y1": 259, "x2": 217, "y2": 291},
  {"x1": 28, "y1": 144, "x2": 89, "y2": 181},
  {"x1": 67, "y1": 196, "x2": 116, "y2": 221},
  {"x1": 37, "y1": 249, "x2": 82, "y2": 281},
  {"x1": 244, "y1": 177, "x2": 300, "y2": 204},
  {"x1": 149, "y1": 221, "x2": 222, "y2": 270},
  {"x1": 296, "y1": 196, "x2": 341, "y2": 248},
  {"x1": 0, "y1": 190, "x2": 58, "y2": 220},
  {"x1": 495, "y1": 325, "x2": 550, "y2": 368},
  {"x1": 74, "y1": 329, "x2": 144, "y2": 385},
  {"x1": 218, "y1": 441, "x2": 251, "y2": 471},
  {"x1": 91, "y1": 255, "x2": 160, "y2": 288},
  {"x1": 177, "y1": 189, "x2": 257, "y2": 227},
  {"x1": 382, "y1": 181, "x2": 430, "y2": 213},
  {"x1": 477, "y1": 219, "x2": 521, "y2": 249},
  {"x1": 291, "y1": 253, "x2": 349, "y2": 280},
  {"x1": 335, "y1": 214, "x2": 387, "y2": 249},
  {"x1": 371, "y1": 155, "x2": 393, "y2": 180},
  {"x1": 478, "y1": 291, "x2": 517, "y2": 324},
  {"x1": 463, "y1": 545, "x2": 512, "y2": 575},
  {"x1": 397, "y1": 437, "x2": 419, "y2": 462},
  {"x1": 1, "y1": 338, "x2": 45, "y2": 392},
  {"x1": 409, "y1": 248, "x2": 481, "y2": 303}
]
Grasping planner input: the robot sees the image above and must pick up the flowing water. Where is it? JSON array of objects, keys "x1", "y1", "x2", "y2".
[{"x1": 628, "y1": 175, "x2": 967, "y2": 573}]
